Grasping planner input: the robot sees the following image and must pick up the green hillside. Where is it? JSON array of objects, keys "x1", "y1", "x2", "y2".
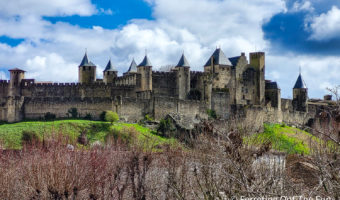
[
  {"x1": 244, "y1": 124, "x2": 332, "y2": 155},
  {"x1": 0, "y1": 120, "x2": 179, "y2": 149}
]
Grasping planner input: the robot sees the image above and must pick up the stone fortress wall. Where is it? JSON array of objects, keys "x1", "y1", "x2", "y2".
[{"x1": 0, "y1": 48, "x2": 325, "y2": 128}]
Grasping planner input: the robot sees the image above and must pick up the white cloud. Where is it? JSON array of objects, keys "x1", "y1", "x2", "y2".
[
  {"x1": 309, "y1": 6, "x2": 340, "y2": 41},
  {"x1": 25, "y1": 53, "x2": 78, "y2": 82},
  {"x1": 266, "y1": 54, "x2": 340, "y2": 98},
  {"x1": 0, "y1": 0, "x2": 96, "y2": 17},
  {"x1": 292, "y1": 1, "x2": 314, "y2": 12},
  {"x1": 5, "y1": 0, "x2": 338, "y2": 99}
]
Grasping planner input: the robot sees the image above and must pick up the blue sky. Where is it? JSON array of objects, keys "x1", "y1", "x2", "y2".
[
  {"x1": 0, "y1": 0, "x2": 339, "y2": 98},
  {"x1": 44, "y1": 0, "x2": 153, "y2": 29}
]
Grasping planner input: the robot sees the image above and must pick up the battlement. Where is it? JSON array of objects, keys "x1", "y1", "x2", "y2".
[
  {"x1": 152, "y1": 71, "x2": 176, "y2": 76},
  {"x1": 250, "y1": 52, "x2": 265, "y2": 58},
  {"x1": 115, "y1": 73, "x2": 140, "y2": 87},
  {"x1": 20, "y1": 81, "x2": 138, "y2": 88},
  {"x1": 0, "y1": 80, "x2": 9, "y2": 85},
  {"x1": 152, "y1": 71, "x2": 176, "y2": 81},
  {"x1": 190, "y1": 71, "x2": 205, "y2": 76}
]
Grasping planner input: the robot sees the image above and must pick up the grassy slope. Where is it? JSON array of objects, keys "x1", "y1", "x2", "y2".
[
  {"x1": 0, "y1": 120, "x2": 178, "y2": 149},
  {"x1": 244, "y1": 124, "x2": 324, "y2": 155}
]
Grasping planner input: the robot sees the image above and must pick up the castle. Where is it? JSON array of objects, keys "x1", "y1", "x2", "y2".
[{"x1": 0, "y1": 48, "x2": 315, "y2": 125}]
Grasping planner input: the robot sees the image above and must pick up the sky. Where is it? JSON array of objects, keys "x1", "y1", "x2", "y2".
[{"x1": 0, "y1": 0, "x2": 339, "y2": 98}]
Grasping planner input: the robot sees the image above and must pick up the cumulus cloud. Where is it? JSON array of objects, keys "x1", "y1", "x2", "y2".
[
  {"x1": 292, "y1": 0, "x2": 314, "y2": 12},
  {"x1": 1, "y1": 0, "x2": 338, "y2": 98},
  {"x1": 266, "y1": 53, "x2": 340, "y2": 98},
  {"x1": 25, "y1": 53, "x2": 78, "y2": 82},
  {"x1": 309, "y1": 6, "x2": 340, "y2": 41},
  {"x1": 0, "y1": 0, "x2": 96, "y2": 17}
]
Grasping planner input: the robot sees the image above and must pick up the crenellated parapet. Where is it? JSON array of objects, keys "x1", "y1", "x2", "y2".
[
  {"x1": 0, "y1": 80, "x2": 10, "y2": 85},
  {"x1": 114, "y1": 73, "x2": 141, "y2": 87}
]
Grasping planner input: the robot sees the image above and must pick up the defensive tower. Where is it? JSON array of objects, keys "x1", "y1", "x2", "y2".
[
  {"x1": 249, "y1": 52, "x2": 265, "y2": 105},
  {"x1": 174, "y1": 53, "x2": 190, "y2": 100},
  {"x1": 9, "y1": 68, "x2": 25, "y2": 97},
  {"x1": 78, "y1": 52, "x2": 96, "y2": 84},
  {"x1": 293, "y1": 72, "x2": 308, "y2": 112},
  {"x1": 103, "y1": 59, "x2": 118, "y2": 84},
  {"x1": 137, "y1": 55, "x2": 152, "y2": 91}
]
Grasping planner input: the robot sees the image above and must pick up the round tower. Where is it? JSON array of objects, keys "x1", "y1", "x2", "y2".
[
  {"x1": 293, "y1": 72, "x2": 308, "y2": 112},
  {"x1": 103, "y1": 59, "x2": 117, "y2": 84},
  {"x1": 78, "y1": 52, "x2": 96, "y2": 84},
  {"x1": 175, "y1": 53, "x2": 190, "y2": 100},
  {"x1": 137, "y1": 55, "x2": 152, "y2": 91},
  {"x1": 9, "y1": 68, "x2": 25, "y2": 96}
]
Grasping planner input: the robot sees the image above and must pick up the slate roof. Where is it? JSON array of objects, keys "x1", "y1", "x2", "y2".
[
  {"x1": 138, "y1": 55, "x2": 152, "y2": 67},
  {"x1": 294, "y1": 74, "x2": 307, "y2": 89},
  {"x1": 176, "y1": 53, "x2": 190, "y2": 67},
  {"x1": 228, "y1": 56, "x2": 241, "y2": 67},
  {"x1": 205, "y1": 48, "x2": 232, "y2": 66},
  {"x1": 79, "y1": 52, "x2": 96, "y2": 67},
  {"x1": 9, "y1": 68, "x2": 25, "y2": 72},
  {"x1": 104, "y1": 60, "x2": 117, "y2": 72},
  {"x1": 265, "y1": 80, "x2": 280, "y2": 90},
  {"x1": 127, "y1": 59, "x2": 138, "y2": 72}
]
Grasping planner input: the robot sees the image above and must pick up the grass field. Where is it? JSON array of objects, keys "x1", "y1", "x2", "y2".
[
  {"x1": 0, "y1": 120, "x2": 179, "y2": 149},
  {"x1": 244, "y1": 124, "x2": 330, "y2": 155}
]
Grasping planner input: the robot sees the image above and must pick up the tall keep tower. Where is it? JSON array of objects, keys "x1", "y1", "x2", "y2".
[
  {"x1": 174, "y1": 53, "x2": 190, "y2": 100},
  {"x1": 250, "y1": 52, "x2": 265, "y2": 105},
  {"x1": 78, "y1": 52, "x2": 96, "y2": 84},
  {"x1": 9, "y1": 68, "x2": 25, "y2": 97},
  {"x1": 293, "y1": 72, "x2": 308, "y2": 112},
  {"x1": 103, "y1": 59, "x2": 117, "y2": 84},
  {"x1": 137, "y1": 55, "x2": 152, "y2": 91}
]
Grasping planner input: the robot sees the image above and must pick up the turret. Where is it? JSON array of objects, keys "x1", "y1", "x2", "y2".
[
  {"x1": 249, "y1": 52, "x2": 265, "y2": 105},
  {"x1": 9, "y1": 68, "x2": 25, "y2": 96},
  {"x1": 293, "y1": 72, "x2": 308, "y2": 112},
  {"x1": 174, "y1": 53, "x2": 190, "y2": 100},
  {"x1": 137, "y1": 55, "x2": 152, "y2": 91},
  {"x1": 124, "y1": 59, "x2": 138, "y2": 76},
  {"x1": 204, "y1": 48, "x2": 232, "y2": 73},
  {"x1": 78, "y1": 52, "x2": 96, "y2": 84},
  {"x1": 103, "y1": 59, "x2": 117, "y2": 84}
]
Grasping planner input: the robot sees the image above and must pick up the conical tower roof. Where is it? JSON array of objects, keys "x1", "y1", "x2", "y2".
[
  {"x1": 104, "y1": 59, "x2": 117, "y2": 72},
  {"x1": 176, "y1": 53, "x2": 190, "y2": 67},
  {"x1": 205, "y1": 48, "x2": 232, "y2": 66},
  {"x1": 127, "y1": 59, "x2": 137, "y2": 73},
  {"x1": 79, "y1": 52, "x2": 96, "y2": 67},
  {"x1": 138, "y1": 55, "x2": 152, "y2": 67},
  {"x1": 293, "y1": 73, "x2": 307, "y2": 89}
]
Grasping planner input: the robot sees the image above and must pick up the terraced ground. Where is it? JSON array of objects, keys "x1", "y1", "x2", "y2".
[{"x1": 0, "y1": 120, "x2": 179, "y2": 149}]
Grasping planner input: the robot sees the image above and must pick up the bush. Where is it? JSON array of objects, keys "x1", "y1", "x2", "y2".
[
  {"x1": 67, "y1": 108, "x2": 78, "y2": 118},
  {"x1": 105, "y1": 127, "x2": 137, "y2": 145},
  {"x1": 157, "y1": 118, "x2": 176, "y2": 137},
  {"x1": 21, "y1": 131, "x2": 39, "y2": 145},
  {"x1": 144, "y1": 114, "x2": 153, "y2": 122},
  {"x1": 84, "y1": 113, "x2": 92, "y2": 120},
  {"x1": 207, "y1": 109, "x2": 217, "y2": 119},
  {"x1": 44, "y1": 112, "x2": 56, "y2": 121},
  {"x1": 99, "y1": 111, "x2": 106, "y2": 121},
  {"x1": 138, "y1": 114, "x2": 154, "y2": 125},
  {"x1": 105, "y1": 111, "x2": 119, "y2": 124}
]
